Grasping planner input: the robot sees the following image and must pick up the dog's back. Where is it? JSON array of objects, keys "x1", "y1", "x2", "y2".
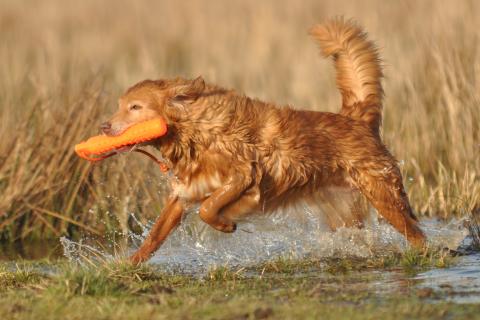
[
  {"x1": 224, "y1": 18, "x2": 386, "y2": 211},
  {"x1": 233, "y1": 18, "x2": 423, "y2": 242}
]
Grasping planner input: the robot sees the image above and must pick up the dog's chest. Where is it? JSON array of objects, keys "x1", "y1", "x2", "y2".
[{"x1": 171, "y1": 171, "x2": 223, "y2": 202}]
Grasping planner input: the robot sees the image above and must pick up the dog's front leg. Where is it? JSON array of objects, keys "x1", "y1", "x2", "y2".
[
  {"x1": 199, "y1": 174, "x2": 253, "y2": 233},
  {"x1": 130, "y1": 196, "x2": 184, "y2": 264}
]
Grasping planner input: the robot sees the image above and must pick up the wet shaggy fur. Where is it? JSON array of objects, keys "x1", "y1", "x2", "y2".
[{"x1": 101, "y1": 17, "x2": 426, "y2": 264}]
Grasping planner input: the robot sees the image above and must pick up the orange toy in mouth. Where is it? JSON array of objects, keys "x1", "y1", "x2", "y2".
[{"x1": 74, "y1": 118, "x2": 168, "y2": 162}]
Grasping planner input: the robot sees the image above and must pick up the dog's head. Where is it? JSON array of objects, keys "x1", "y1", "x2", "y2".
[{"x1": 101, "y1": 76, "x2": 205, "y2": 136}]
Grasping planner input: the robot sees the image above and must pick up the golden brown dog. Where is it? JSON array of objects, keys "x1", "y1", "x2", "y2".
[{"x1": 101, "y1": 18, "x2": 426, "y2": 264}]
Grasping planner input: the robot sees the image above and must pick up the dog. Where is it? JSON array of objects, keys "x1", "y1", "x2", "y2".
[{"x1": 101, "y1": 18, "x2": 426, "y2": 264}]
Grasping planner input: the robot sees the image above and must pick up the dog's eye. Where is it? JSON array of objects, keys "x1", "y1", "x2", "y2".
[{"x1": 130, "y1": 104, "x2": 142, "y2": 111}]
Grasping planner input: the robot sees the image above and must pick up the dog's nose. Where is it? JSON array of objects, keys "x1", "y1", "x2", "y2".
[{"x1": 100, "y1": 122, "x2": 112, "y2": 134}]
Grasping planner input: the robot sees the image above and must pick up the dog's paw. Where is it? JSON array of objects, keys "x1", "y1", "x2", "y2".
[
  {"x1": 226, "y1": 222, "x2": 237, "y2": 233},
  {"x1": 216, "y1": 221, "x2": 237, "y2": 233},
  {"x1": 129, "y1": 252, "x2": 148, "y2": 265}
]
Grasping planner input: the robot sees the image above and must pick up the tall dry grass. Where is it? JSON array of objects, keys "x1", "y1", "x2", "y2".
[{"x1": 0, "y1": 0, "x2": 478, "y2": 240}]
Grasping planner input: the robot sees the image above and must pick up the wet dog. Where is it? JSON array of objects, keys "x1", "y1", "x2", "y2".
[{"x1": 101, "y1": 18, "x2": 426, "y2": 264}]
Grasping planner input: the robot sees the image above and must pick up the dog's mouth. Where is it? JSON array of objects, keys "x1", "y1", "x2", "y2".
[
  {"x1": 104, "y1": 127, "x2": 164, "y2": 147},
  {"x1": 113, "y1": 141, "x2": 153, "y2": 154},
  {"x1": 103, "y1": 125, "x2": 130, "y2": 137},
  {"x1": 99, "y1": 127, "x2": 138, "y2": 154},
  {"x1": 112, "y1": 141, "x2": 169, "y2": 172},
  {"x1": 114, "y1": 143, "x2": 138, "y2": 154},
  {"x1": 76, "y1": 118, "x2": 168, "y2": 163},
  {"x1": 87, "y1": 141, "x2": 161, "y2": 164}
]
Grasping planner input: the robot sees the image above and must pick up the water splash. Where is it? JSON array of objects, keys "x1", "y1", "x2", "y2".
[
  {"x1": 61, "y1": 202, "x2": 469, "y2": 273},
  {"x1": 60, "y1": 237, "x2": 114, "y2": 265}
]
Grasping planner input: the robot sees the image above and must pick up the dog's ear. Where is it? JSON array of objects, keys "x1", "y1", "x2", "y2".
[
  {"x1": 170, "y1": 76, "x2": 205, "y2": 106},
  {"x1": 166, "y1": 77, "x2": 205, "y2": 120}
]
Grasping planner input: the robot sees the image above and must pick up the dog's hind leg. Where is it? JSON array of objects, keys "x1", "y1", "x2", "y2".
[
  {"x1": 347, "y1": 157, "x2": 426, "y2": 248},
  {"x1": 130, "y1": 196, "x2": 184, "y2": 264}
]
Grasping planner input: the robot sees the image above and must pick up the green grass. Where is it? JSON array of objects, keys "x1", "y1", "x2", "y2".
[
  {"x1": 0, "y1": 250, "x2": 471, "y2": 320},
  {"x1": 0, "y1": 263, "x2": 45, "y2": 290},
  {"x1": 247, "y1": 247, "x2": 453, "y2": 276},
  {"x1": 3, "y1": 283, "x2": 479, "y2": 320}
]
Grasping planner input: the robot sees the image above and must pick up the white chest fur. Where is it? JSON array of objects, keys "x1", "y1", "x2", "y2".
[{"x1": 171, "y1": 171, "x2": 223, "y2": 202}]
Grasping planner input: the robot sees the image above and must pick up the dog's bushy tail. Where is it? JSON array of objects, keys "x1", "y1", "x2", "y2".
[{"x1": 310, "y1": 17, "x2": 383, "y2": 133}]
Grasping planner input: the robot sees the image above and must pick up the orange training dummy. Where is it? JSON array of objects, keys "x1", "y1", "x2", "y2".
[{"x1": 74, "y1": 118, "x2": 168, "y2": 169}]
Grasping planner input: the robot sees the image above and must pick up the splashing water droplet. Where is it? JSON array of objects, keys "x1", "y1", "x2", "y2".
[{"x1": 61, "y1": 204, "x2": 469, "y2": 274}]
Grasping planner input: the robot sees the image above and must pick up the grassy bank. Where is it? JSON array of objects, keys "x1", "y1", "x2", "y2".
[
  {"x1": 0, "y1": 250, "x2": 476, "y2": 320},
  {"x1": 0, "y1": 0, "x2": 479, "y2": 240}
]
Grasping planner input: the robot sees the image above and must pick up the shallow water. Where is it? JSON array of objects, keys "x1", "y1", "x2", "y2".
[
  {"x1": 57, "y1": 206, "x2": 480, "y2": 303},
  {"x1": 134, "y1": 206, "x2": 468, "y2": 272},
  {"x1": 150, "y1": 209, "x2": 480, "y2": 303},
  {"x1": 415, "y1": 253, "x2": 480, "y2": 304}
]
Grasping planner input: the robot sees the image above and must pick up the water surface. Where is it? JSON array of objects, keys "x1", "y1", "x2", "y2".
[{"x1": 58, "y1": 208, "x2": 479, "y2": 304}]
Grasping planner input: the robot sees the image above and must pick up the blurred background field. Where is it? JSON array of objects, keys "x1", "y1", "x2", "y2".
[{"x1": 0, "y1": 0, "x2": 478, "y2": 241}]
